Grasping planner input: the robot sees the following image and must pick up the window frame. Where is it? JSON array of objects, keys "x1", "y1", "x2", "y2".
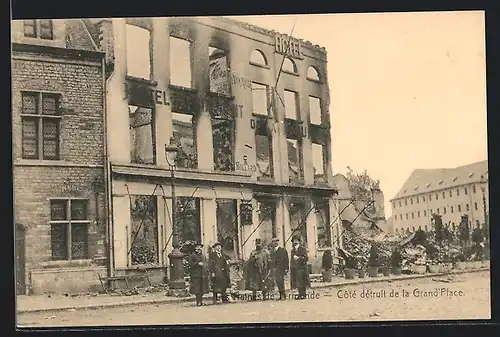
[
  {"x1": 169, "y1": 35, "x2": 194, "y2": 89},
  {"x1": 284, "y1": 89, "x2": 300, "y2": 121},
  {"x1": 125, "y1": 23, "x2": 153, "y2": 81},
  {"x1": 128, "y1": 104, "x2": 157, "y2": 165},
  {"x1": 49, "y1": 198, "x2": 90, "y2": 261},
  {"x1": 21, "y1": 91, "x2": 62, "y2": 160},
  {"x1": 23, "y1": 19, "x2": 53, "y2": 40},
  {"x1": 315, "y1": 200, "x2": 332, "y2": 249}
]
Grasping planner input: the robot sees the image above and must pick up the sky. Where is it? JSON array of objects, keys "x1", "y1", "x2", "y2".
[{"x1": 230, "y1": 11, "x2": 488, "y2": 216}]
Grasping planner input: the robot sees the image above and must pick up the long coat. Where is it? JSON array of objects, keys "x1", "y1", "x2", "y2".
[
  {"x1": 208, "y1": 251, "x2": 231, "y2": 292},
  {"x1": 245, "y1": 248, "x2": 272, "y2": 291},
  {"x1": 270, "y1": 247, "x2": 289, "y2": 287},
  {"x1": 290, "y1": 246, "x2": 310, "y2": 289},
  {"x1": 188, "y1": 252, "x2": 210, "y2": 295}
]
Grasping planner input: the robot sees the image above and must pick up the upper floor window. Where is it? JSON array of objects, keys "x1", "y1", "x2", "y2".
[
  {"x1": 473, "y1": 185, "x2": 477, "y2": 193},
  {"x1": 284, "y1": 90, "x2": 299, "y2": 120},
  {"x1": 464, "y1": 187, "x2": 468, "y2": 195},
  {"x1": 170, "y1": 36, "x2": 192, "y2": 88},
  {"x1": 126, "y1": 24, "x2": 152, "y2": 80},
  {"x1": 282, "y1": 57, "x2": 297, "y2": 74},
  {"x1": 393, "y1": 202, "x2": 396, "y2": 209},
  {"x1": 442, "y1": 191, "x2": 446, "y2": 199},
  {"x1": 449, "y1": 190, "x2": 452, "y2": 197},
  {"x1": 456, "y1": 188, "x2": 460, "y2": 196},
  {"x1": 405, "y1": 199, "x2": 407, "y2": 206},
  {"x1": 411, "y1": 198, "x2": 413, "y2": 205},
  {"x1": 306, "y1": 66, "x2": 320, "y2": 81},
  {"x1": 209, "y1": 47, "x2": 231, "y2": 96},
  {"x1": 416, "y1": 196, "x2": 419, "y2": 203},
  {"x1": 423, "y1": 195, "x2": 426, "y2": 202},
  {"x1": 287, "y1": 138, "x2": 303, "y2": 182},
  {"x1": 129, "y1": 105, "x2": 156, "y2": 165},
  {"x1": 251, "y1": 82, "x2": 269, "y2": 116},
  {"x1": 312, "y1": 143, "x2": 326, "y2": 184},
  {"x1": 21, "y1": 92, "x2": 61, "y2": 160},
  {"x1": 250, "y1": 49, "x2": 268, "y2": 67},
  {"x1": 309, "y1": 96, "x2": 322, "y2": 125},
  {"x1": 24, "y1": 19, "x2": 53, "y2": 40}
]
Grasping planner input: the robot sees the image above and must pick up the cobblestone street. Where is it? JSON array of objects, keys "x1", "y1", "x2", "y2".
[{"x1": 17, "y1": 271, "x2": 490, "y2": 327}]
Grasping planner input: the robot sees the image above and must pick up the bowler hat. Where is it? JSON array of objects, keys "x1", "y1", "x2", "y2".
[
  {"x1": 272, "y1": 237, "x2": 279, "y2": 243},
  {"x1": 195, "y1": 243, "x2": 203, "y2": 248},
  {"x1": 212, "y1": 242, "x2": 221, "y2": 248},
  {"x1": 292, "y1": 235, "x2": 301, "y2": 243}
]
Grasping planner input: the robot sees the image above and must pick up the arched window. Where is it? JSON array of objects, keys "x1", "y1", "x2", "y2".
[
  {"x1": 307, "y1": 66, "x2": 320, "y2": 81},
  {"x1": 250, "y1": 49, "x2": 267, "y2": 66},
  {"x1": 282, "y1": 57, "x2": 297, "y2": 73}
]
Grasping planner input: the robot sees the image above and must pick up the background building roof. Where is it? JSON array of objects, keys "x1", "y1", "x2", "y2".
[{"x1": 391, "y1": 160, "x2": 488, "y2": 201}]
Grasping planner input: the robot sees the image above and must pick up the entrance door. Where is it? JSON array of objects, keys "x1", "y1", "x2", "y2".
[{"x1": 15, "y1": 224, "x2": 26, "y2": 295}]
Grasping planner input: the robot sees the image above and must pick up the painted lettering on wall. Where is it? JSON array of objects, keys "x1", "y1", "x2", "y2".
[
  {"x1": 275, "y1": 34, "x2": 303, "y2": 59},
  {"x1": 154, "y1": 90, "x2": 170, "y2": 106},
  {"x1": 235, "y1": 155, "x2": 257, "y2": 173}
]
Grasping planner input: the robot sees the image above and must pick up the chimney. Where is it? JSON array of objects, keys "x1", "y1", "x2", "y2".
[{"x1": 96, "y1": 19, "x2": 114, "y2": 70}]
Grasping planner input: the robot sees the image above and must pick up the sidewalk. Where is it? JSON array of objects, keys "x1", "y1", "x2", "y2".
[{"x1": 16, "y1": 267, "x2": 489, "y2": 314}]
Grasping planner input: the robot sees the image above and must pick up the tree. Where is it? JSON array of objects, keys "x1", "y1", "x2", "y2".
[{"x1": 345, "y1": 166, "x2": 381, "y2": 216}]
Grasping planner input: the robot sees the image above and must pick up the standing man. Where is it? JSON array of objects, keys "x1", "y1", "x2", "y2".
[
  {"x1": 245, "y1": 239, "x2": 272, "y2": 300},
  {"x1": 188, "y1": 243, "x2": 210, "y2": 307},
  {"x1": 270, "y1": 237, "x2": 289, "y2": 300},
  {"x1": 208, "y1": 242, "x2": 230, "y2": 304},
  {"x1": 290, "y1": 235, "x2": 310, "y2": 300}
]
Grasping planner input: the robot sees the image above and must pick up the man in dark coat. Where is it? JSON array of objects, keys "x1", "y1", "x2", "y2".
[
  {"x1": 188, "y1": 243, "x2": 210, "y2": 306},
  {"x1": 208, "y1": 242, "x2": 230, "y2": 303},
  {"x1": 290, "y1": 235, "x2": 310, "y2": 299},
  {"x1": 245, "y1": 239, "x2": 272, "y2": 300},
  {"x1": 270, "y1": 237, "x2": 289, "y2": 300}
]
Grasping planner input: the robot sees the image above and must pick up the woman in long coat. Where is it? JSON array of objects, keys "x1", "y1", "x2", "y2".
[
  {"x1": 188, "y1": 243, "x2": 210, "y2": 306},
  {"x1": 290, "y1": 235, "x2": 310, "y2": 299}
]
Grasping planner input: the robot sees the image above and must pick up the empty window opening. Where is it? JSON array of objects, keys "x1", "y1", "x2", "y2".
[
  {"x1": 216, "y1": 199, "x2": 239, "y2": 260},
  {"x1": 307, "y1": 66, "x2": 320, "y2": 81},
  {"x1": 177, "y1": 197, "x2": 202, "y2": 246},
  {"x1": 212, "y1": 118, "x2": 235, "y2": 172},
  {"x1": 170, "y1": 36, "x2": 192, "y2": 88},
  {"x1": 129, "y1": 105, "x2": 155, "y2": 165},
  {"x1": 251, "y1": 82, "x2": 269, "y2": 116},
  {"x1": 255, "y1": 133, "x2": 273, "y2": 179},
  {"x1": 126, "y1": 24, "x2": 151, "y2": 80},
  {"x1": 172, "y1": 112, "x2": 197, "y2": 169},
  {"x1": 289, "y1": 201, "x2": 307, "y2": 244},
  {"x1": 284, "y1": 90, "x2": 299, "y2": 120},
  {"x1": 282, "y1": 57, "x2": 297, "y2": 73},
  {"x1": 315, "y1": 201, "x2": 331, "y2": 248},
  {"x1": 130, "y1": 195, "x2": 158, "y2": 266},
  {"x1": 209, "y1": 47, "x2": 231, "y2": 96},
  {"x1": 24, "y1": 19, "x2": 53, "y2": 40},
  {"x1": 309, "y1": 96, "x2": 322, "y2": 125},
  {"x1": 250, "y1": 49, "x2": 267, "y2": 66},
  {"x1": 312, "y1": 143, "x2": 325, "y2": 183},
  {"x1": 287, "y1": 139, "x2": 303, "y2": 182}
]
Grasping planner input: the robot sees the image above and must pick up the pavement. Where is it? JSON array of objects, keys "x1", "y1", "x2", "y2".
[{"x1": 16, "y1": 267, "x2": 490, "y2": 314}]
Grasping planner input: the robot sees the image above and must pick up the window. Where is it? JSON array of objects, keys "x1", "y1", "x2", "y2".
[
  {"x1": 405, "y1": 213, "x2": 408, "y2": 220},
  {"x1": 442, "y1": 191, "x2": 445, "y2": 199},
  {"x1": 405, "y1": 199, "x2": 408, "y2": 206},
  {"x1": 418, "y1": 211, "x2": 420, "y2": 218},
  {"x1": 169, "y1": 36, "x2": 192, "y2": 88},
  {"x1": 289, "y1": 201, "x2": 307, "y2": 244},
  {"x1": 209, "y1": 47, "x2": 231, "y2": 96},
  {"x1": 250, "y1": 49, "x2": 267, "y2": 66},
  {"x1": 309, "y1": 96, "x2": 322, "y2": 125},
  {"x1": 315, "y1": 200, "x2": 331, "y2": 248},
  {"x1": 476, "y1": 220, "x2": 480, "y2": 229},
  {"x1": 312, "y1": 143, "x2": 325, "y2": 183},
  {"x1": 449, "y1": 190, "x2": 452, "y2": 197},
  {"x1": 129, "y1": 105, "x2": 155, "y2": 165},
  {"x1": 475, "y1": 202, "x2": 478, "y2": 210},
  {"x1": 284, "y1": 90, "x2": 299, "y2": 120},
  {"x1": 50, "y1": 199, "x2": 89, "y2": 260},
  {"x1": 282, "y1": 57, "x2": 297, "y2": 73},
  {"x1": 443, "y1": 207, "x2": 447, "y2": 214},
  {"x1": 424, "y1": 210, "x2": 427, "y2": 216},
  {"x1": 394, "y1": 216, "x2": 397, "y2": 222},
  {"x1": 437, "y1": 208, "x2": 440, "y2": 214},
  {"x1": 255, "y1": 126, "x2": 273, "y2": 179},
  {"x1": 466, "y1": 204, "x2": 469, "y2": 212},
  {"x1": 287, "y1": 139, "x2": 303, "y2": 182},
  {"x1": 216, "y1": 199, "x2": 239, "y2": 260},
  {"x1": 412, "y1": 226, "x2": 416, "y2": 232},
  {"x1": 464, "y1": 187, "x2": 468, "y2": 195},
  {"x1": 257, "y1": 201, "x2": 277, "y2": 246},
  {"x1": 417, "y1": 196, "x2": 419, "y2": 203},
  {"x1": 429, "y1": 194, "x2": 432, "y2": 201},
  {"x1": 411, "y1": 198, "x2": 413, "y2": 205},
  {"x1": 423, "y1": 195, "x2": 426, "y2": 202},
  {"x1": 400, "y1": 214, "x2": 402, "y2": 220},
  {"x1": 130, "y1": 195, "x2": 158, "y2": 266},
  {"x1": 457, "y1": 188, "x2": 460, "y2": 196},
  {"x1": 21, "y1": 92, "x2": 61, "y2": 160},
  {"x1": 24, "y1": 19, "x2": 53, "y2": 39},
  {"x1": 425, "y1": 225, "x2": 428, "y2": 231},
  {"x1": 399, "y1": 201, "x2": 402, "y2": 207},
  {"x1": 126, "y1": 24, "x2": 151, "y2": 80},
  {"x1": 307, "y1": 66, "x2": 320, "y2": 81},
  {"x1": 177, "y1": 197, "x2": 201, "y2": 245},
  {"x1": 212, "y1": 117, "x2": 235, "y2": 172},
  {"x1": 435, "y1": 193, "x2": 439, "y2": 200},
  {"x1": 171, "y1": 112, "x2": 197, "y2": 169},
  {"x1": 411, "y1": 212, "x2": 414, "y2": 219},
  {"x1": 458, "y1": 205, "x2": 462, "y2": 212},
  {"x1": 451, "y1": 206, "x2": 454, "y2": 213},
  {"x1": 473, "y1": 185, "x2": 477, "y2": 193},
  {"x1": 251, "y1": 82, "x2": 269, "y2": 116}
]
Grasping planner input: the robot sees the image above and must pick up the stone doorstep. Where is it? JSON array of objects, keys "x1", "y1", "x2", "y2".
[{"x1": 16, "y1": 267, "x2": 489, "y2": 314}]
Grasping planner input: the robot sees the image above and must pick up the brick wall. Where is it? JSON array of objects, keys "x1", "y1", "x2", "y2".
[{"x1": 12, "y1": 52, "x2": 106, "y2": 283}]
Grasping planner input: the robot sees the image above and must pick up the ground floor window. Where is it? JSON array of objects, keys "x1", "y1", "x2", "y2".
[
  {"x1": 177, "y1": 197, "x2": 202, "y2": 246},
  {"x1": 50, "y1": 199, "x2": 89, "y2": 260},
  {"x1": 216, "y1": 199, "x2": 239, "y2": 260},
  {"x1": 315, "y1": 200, "x2": 331, "y2": 248},
  {"x1": 289, "y1": 201, "x2": 307, "y2": 245},
  {"x1": 130, "y1": 195, "x2": 158, "y2": 265},
  {"x1": 257, "y1": 200, "x2": 277, "y2": 247}
]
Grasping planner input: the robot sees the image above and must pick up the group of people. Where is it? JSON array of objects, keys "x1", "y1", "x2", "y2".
[{"x1": 187, "y1": 235, "x2": 310, "y2": 307}]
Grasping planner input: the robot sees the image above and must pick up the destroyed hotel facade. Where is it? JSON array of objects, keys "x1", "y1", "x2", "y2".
[{"x1": 13, "y1": 16, "x2": 338, "y2": 294}]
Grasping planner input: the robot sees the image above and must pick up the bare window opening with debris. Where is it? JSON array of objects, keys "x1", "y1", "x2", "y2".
[
  {"x1": 212, "y1": 118, "x2": 235, "y2": 172},
  {"x1": 312, "y1": 143, "x2": 325, "y2": 183},
  {"x1": 209, "y1": 47, "x2": 231, "y2": 96},
  {"x1": 24, "y1": 19, "x2": 53, "y2": 40},
  {"x1": 129, "y1": 105, "x2": 155, "y2": 165},
  {"x1": 50, "y1": 199, "x2": 89, "y2": 261},
  {"x1": 309, "y1": 96, "x2": 322, "y2": 125},
  {"x1": 126, "y1": 24, "x2": 151, "y2": 80},
  {"x1": 287, "y1": 138, "x2": 303, "y2": 182},
  {"x1": 250, "y1": 49, "x2": 268, "y2": 67},
  {"x1": 172, "y1": 112, "x2": 197, "y2": 169},
  {"x1": 255, "y1": 133, "x2": 273, "y2": 179},
  {"x1": 289, "y1": 201, "x2": 307, "y2": 244},
  {"x1": 315, "y1": 201, "x2": 331, "y2": 248},
  {"x1": 216, "y1": 199, "x2": 239, "y2": 260},
  {"x1": 130, "y1": 195, "x2": 158, "y2": 266},
  {"x1": 282, "y1": 57, "x2": 297, "y2": 74},
  {"x1": 177, "y1": 197, "x2": 201, "y2": 246},
  {"x1": 307, "y1": 66, "x2": 320, "y2": 81},
  {"x1": 169, "y1": 36, "x2": 192, "y2": 88},
  {"x1": 257, "y1": 201, "x2": 277, "y2": 246},
  {"x1": 252, "y1": 82, "x2": 269, "y2": 116},
  {"x1": 284, "y1": 90, "x2": 299, "y2": 120}
]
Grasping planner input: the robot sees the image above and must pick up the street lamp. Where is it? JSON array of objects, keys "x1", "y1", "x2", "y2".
[
  {"x1": 165, "y1": 136, "x2": 185, "y2": 289},
  {"x1": 480, "y1": 175, "x2": 488, "y2": 242}
]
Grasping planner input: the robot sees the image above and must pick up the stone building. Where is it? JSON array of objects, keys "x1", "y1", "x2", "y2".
[
  {"x1": 12, "y1": 19, "x2": 107, "y2": 294},
  {"x1": 390, "y1": 160, "x2": 489, "y2": 233},
  {"x1": 83, "y1": 16, "x2": 338, "y2": 281}
]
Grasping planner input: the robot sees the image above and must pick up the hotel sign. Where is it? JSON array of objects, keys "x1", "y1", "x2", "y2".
[{"x1": 275, "y1": 34, "x2": 303, "y2": 59}]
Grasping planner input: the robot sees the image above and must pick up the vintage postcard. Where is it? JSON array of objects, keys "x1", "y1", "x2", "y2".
[{"x1": 12, "y1": 11, "x2": 489, "y2": 327}]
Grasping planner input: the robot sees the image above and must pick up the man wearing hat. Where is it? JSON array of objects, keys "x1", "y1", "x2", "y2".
[
  {"x1": 188, "y1": 243, "x2": 210, "y2": 306},
  {"x1": 290, "y1": 235, "x2": 310, "y2": 299},
  {"x1": 270, "y1": 237, "x2": 289, "y2": 300},
  {"x1": 208, "y1": 242, "x2": 230, "y2": 304},
  {"x1": 245, "y1": 238, "x2": 272, "y2": 300}
]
